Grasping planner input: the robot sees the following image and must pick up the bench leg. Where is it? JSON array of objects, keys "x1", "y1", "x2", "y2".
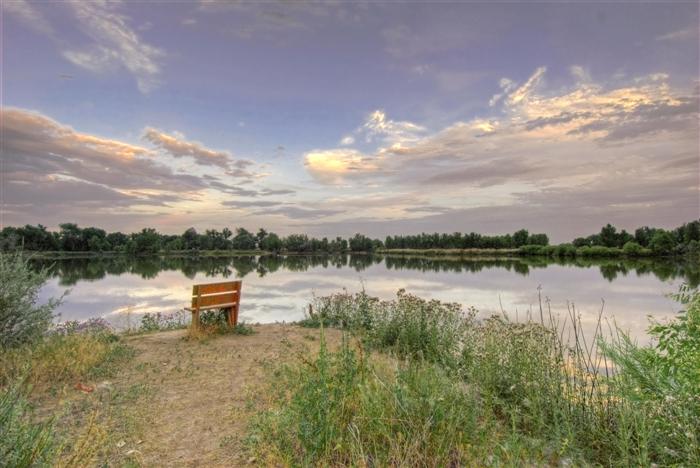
[
  {"x1": 192, "y1": 309, "x2": 200, "y2": 330},
  {"x1": 226, "y1": 307, "x2": 234, "y2": 328},
  {"x1": 232, "y1": 306, "x2": 239, "y2": 327}
]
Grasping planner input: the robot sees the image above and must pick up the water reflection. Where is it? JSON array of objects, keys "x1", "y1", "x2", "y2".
[
  {"x1": 32, "y1": 254, "x2": 693, "y2": 342},
  {"x1": 33, "y1": 254, "x2": 699, "y2": 288}
]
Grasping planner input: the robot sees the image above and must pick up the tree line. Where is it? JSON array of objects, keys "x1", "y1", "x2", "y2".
[{"x1": 0, "y1": 220, "x2": 698, "y2": 256}]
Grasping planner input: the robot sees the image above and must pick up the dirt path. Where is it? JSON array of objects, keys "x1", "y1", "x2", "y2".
[{"x1": 108, "y1": 324, "x2": 340, "y2": 466}]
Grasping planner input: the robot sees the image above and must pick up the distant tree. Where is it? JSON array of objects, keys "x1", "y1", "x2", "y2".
[
  {"x1": 634, "y1": 226, "x2": 655, "y2": 247},
  {"x1": 284, "y1": 234, "x2": 310, "y2": 252},
  {"x1": 231, "y1": 228, "x2": 257, "y2": 250},
  {"x1": 649, "y1": 231, "x2": 675, "y2": 255},
  {"x1": 527, "y1": 233, "x2": 549, "y2": 246},
  {"x1": 59, "y1": 223, "x2": 85, "y2": 251},
  {"x1": 513, "y1": 229, "x2": 529, "y2": 247},
  {"x1": 182, "y1": 228, "x2": 200, "y2": 250},
  {"x1": 349, "y1": 233, "x2": 374, "y2": 251},
  {"x1": 599, "y1": 224, "x2": 618, "y2": 248},
  {"x1": 129, "y1": 228, "x2": 161, "y2": 255},
  {"x1": 259, "y1": 232, "x2": 283, "y2": 252}
]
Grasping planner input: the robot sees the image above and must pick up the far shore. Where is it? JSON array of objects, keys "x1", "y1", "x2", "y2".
[{"x1": 17, "y1": 246, "x2": 688, "y2": 260}]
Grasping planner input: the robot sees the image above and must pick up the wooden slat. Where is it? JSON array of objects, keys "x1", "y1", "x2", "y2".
[
  {"x1": 192, "y1": 291, "x2": 239, "y2": 309},
  {"x1": 192, "y1": 281, "x2": 241, "y2": 296},
  {"x1": 185, "y1": 302, "x2": 238, "y2": 312}
]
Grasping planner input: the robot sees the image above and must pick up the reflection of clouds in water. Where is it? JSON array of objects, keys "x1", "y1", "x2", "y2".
[{"x1": 37, "y1": 256, "x2": 686, "y2": 343}]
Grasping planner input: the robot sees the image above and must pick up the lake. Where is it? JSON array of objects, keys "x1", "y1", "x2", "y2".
[{"x1": 34, "y1": 254, "x2": 697, "y2": 342}]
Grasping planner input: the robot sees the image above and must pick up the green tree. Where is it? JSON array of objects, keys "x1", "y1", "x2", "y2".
[
  {"x1": 649, "y1": 231, "x2": 674, "y2": 255},
  {"x1": 513, "y1": 229, "x2": 529, "y2": 247},
  {"x1": 231, "y1": 228, "x2": 257, "y2": 250},
  {"x1": 260, "y1": 233, "x2": 283, "y2": 252}
]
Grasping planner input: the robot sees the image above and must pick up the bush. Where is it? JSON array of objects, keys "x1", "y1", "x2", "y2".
[
  {"x1": 304, "y1": 289, "x2": 471, "y2": 368},
  {"x1": 0, "y1": 384, "x2": 55, "y2": 466},
  {"x1": 0, "y1": 252, "x2": 64, "y2": 348},
  {"x1": 622, "y1": 241, "x2": 643, "y2": 255},
  {"x1": 518, "y1": 245, "x2": 545, "y2": 255},
  {"x1": 553, "y1": 243, "x2": 577, "y2": 257},
  {"x1": 139, "y1": 311, "x2": 187, "y2": 332}
]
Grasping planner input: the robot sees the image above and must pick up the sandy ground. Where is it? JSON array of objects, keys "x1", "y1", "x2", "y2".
[{"x1": 46, "y1": 324, "x2": 342, "y2": 467}]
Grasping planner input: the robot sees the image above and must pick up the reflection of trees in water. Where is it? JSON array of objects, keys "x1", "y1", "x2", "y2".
[{"x1": 30, "y1": 254, "x2": 699, "y2": 288}]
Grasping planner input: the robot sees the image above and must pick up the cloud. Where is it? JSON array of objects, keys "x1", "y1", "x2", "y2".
[
  {"x1": 0, "y1": 108, "x2": 212, "y2": 220},
  {"x1": 656, "y1": 26, "x2": 699, "y2": 42},
  {"x1": 62, "y1": 2, "x2": 165, "y2": 92},
  {"x1": 304, "y1": 148, "x2": 379, "y2": 184},
  {"x1": 340, "y1": 135, "x2": 355, "y2": 145},
  {"x1": 300, "y1": 68, "x2": 698, "y2": 237},
  {"x1": 222, "y1": 200, "x2": 280, "y2": 209},
  {"x1": 2, "y1": 0, "x2": 53, "y2": 35},
  {"x1": 254, "y1": 206, "x2": 343, "y2": 220},
  {"x1": 506, "y1": 66, "x2": 546, "y2": 106},
  {"x1": 360, "y1": 110, "x2": 426, "y2": 145},
  {"x1": 143, "y1": 128, "x2": 231, "y2": 168}
]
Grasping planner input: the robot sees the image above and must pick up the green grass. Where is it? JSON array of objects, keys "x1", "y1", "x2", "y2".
[
  {"x1": 0, "y1": 331, "x2": 135, "y2": 467},
  {"x1": 252, "y1": 286, "x2": 700, "y2": 466},
  {"x1": 0, "y1": 384, "x2": 55, "y2": 467}
]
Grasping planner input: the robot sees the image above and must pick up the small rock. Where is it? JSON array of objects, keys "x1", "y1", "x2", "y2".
[
  {"x1": 247, "y1": 456, "x2": 256, "y2": 464},
  {"x1": 116, "y1": 440, "x2": 126, "y2": 448}
]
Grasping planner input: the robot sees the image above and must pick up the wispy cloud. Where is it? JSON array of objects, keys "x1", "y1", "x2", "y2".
[
  {"x1": 656, "y1": 26, "x2": 699, "y2": 42},
  {"x1": 2, "y1": 0, "x2": 53, "y2": 35},
  {"x1": 62, "y1": 1, "x2": 164, "y2": 92},
  {"x1": 143, "y1": 128, "x2": 231, "y2": 169}
]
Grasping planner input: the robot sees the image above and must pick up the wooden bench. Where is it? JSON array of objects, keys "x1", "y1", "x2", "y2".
[{"x1": 185, "y1": 280, "x2": 242, "y2": 329}]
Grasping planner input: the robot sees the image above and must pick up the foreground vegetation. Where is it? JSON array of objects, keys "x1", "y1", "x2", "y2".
[
  {"x1": 249, "y1": 286, "x2": 700, "y2": 466},
  {"x1": 2, "y1": 220, "x2": 698, "y2": 257}
]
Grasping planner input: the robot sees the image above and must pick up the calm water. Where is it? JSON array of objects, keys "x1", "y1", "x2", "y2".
[{"x1": 34, "y1": 254, "x2": 697, "y2": 342}]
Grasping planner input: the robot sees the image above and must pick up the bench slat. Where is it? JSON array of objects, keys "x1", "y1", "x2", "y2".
[
  {"x1": 193, "y1": 281, "x2": 241, "y2": 296},
  {"x1": 184, "y1": 302, "x2": 239, "y2": 312},
  {"x1": 192, "y1": 291, "x2": 239, "y2": 309},
  {"x1": 192, "y1": 290, "x2": 238, "y2": 298}
]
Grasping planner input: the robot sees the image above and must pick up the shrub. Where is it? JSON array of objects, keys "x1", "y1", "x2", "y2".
[
  {"x1": 366, "y1": 289, "x2": 471, "y2": 367},
  {"x1": 553, "y1": 243, "x2": 577, "y2": 257},
  {"x1": 304, "y1": 289, "x2": 471, "y2": 368},
  {"x1": 622, "y1": 241, "x2": 642, "y2": 255},
  {"x1": 0, "y1": 252, "x2": 64, "y2": 348},
  {"x1": 139, "y1": 311, "x2": 187, "y2": 332},
  {"x1": 518, "y1": 245, "x2": 545, "y2": 255}
]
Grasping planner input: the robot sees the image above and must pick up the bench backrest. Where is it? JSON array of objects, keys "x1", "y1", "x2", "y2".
[{"x1": 191, "y1": 280, "x2": 241, "y2": 309}]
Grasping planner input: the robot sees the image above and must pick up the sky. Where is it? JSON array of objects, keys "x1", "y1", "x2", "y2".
[{"x1": 1, "y1": 0, "x2": 699, "y2": 242}]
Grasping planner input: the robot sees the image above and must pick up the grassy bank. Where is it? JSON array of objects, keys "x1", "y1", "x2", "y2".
[{"x1": 249, "y1": 287, "x2": 700, "y2": 466}]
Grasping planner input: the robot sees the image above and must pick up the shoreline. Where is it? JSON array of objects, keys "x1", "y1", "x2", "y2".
[{"x1": 16, "y1": 247, "x2": 691, "y2": 260}]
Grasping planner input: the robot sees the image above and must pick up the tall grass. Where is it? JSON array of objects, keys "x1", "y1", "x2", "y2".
[
  {"x1": 0, "y1": 384, "x2": 55, "y2": 467},
  {"x1": 253, "y1": 285, "x2": 700, "y2": 466}
]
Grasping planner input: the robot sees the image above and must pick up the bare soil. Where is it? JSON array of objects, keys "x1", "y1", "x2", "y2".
[{"x1": 43, "y1": 324, "x2": 342, "y2": 467}]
